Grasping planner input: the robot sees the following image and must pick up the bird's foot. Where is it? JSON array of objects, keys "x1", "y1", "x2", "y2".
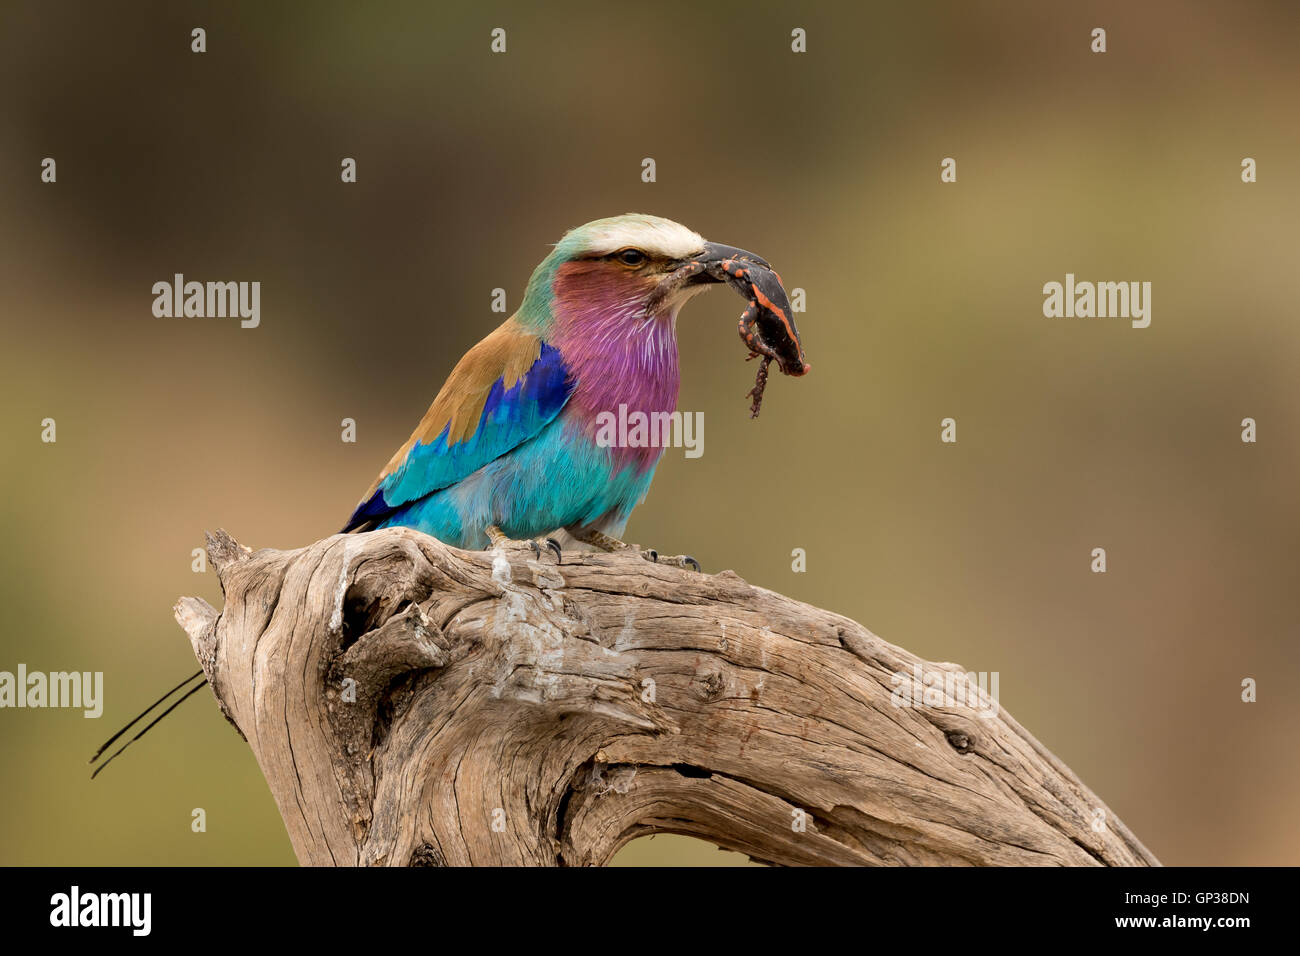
[
  {"x1": 642, "y1": 550, "x2": 702, "y2": 572},
  {"x1": 485, "y1": 525, "x2": 562, "y2": 563},
  {"x1": 569, "y1": 528, "x2": 701, "y2": 572}
]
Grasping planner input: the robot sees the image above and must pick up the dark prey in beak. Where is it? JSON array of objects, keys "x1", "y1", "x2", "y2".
[{"x1": 675, "y1": 242, "x2": 811, "y2": 417}]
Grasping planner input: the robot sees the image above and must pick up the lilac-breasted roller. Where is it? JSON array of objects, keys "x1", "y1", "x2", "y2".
[
  {"x1": 90, "y1": 214, "x2": 778, "y2": 776},
  {"x1": 341, "y1": 214, "x2": 773, "y2": 569}
]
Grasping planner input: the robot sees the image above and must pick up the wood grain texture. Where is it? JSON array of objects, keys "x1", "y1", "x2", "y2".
[{"x1": 175, "y1": 527, "x2": 1158, "y2": 867}]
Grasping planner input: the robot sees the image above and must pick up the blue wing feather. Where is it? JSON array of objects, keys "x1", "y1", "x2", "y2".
[{"x1": 343, "y1": 342, "x2": 572, "y2": 531}]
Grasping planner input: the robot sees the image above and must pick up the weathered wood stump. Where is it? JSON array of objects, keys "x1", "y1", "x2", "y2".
[{"x1": 175, "y1": 528, "x2": 1158, "y2": 867}]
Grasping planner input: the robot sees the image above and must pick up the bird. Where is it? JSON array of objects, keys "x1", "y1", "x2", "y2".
[
  {"x1": 341, "y1": 213, "x2": 773, "y2": 570},
  {"x1": 91, "y1": 213, "x2": 771, "y2": 777}
]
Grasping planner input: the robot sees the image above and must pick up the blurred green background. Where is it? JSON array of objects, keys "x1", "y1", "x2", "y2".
[{"x1": 2, "y1": 1, "x2": 1297, "y2": 866}]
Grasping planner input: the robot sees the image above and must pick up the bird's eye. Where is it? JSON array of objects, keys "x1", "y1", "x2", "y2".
[{"x1": 617, "y1": 248, "x2": 647, "y2": 267}]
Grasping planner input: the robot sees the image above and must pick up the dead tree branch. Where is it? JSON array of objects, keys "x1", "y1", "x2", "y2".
[{"x1": 175, "y1": 527, "x2": 1158, "y2": 867}]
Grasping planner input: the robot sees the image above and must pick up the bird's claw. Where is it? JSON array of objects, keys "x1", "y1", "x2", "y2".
[
  {"x1": 528, "y1": 538, "x2": 563, "y2": 564},
  {"x1": 567, "y1": 528, "x2": 700, "y2": 572},
  {"x1": 489, "y1": 526, "x2": 561, "y2": 563},
  {"x1": 638, "y1": 549, "x2": 701, "y2": 572}
]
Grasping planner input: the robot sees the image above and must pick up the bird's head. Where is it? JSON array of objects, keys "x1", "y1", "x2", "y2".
[{"x1": 519, "y1": 213, "x2": 768, "y2": 333}]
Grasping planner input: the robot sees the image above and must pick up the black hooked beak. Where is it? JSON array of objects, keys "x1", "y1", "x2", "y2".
[
  {"x1": 699, "y1": 242, "x2": 770, "y2": 269},
  {"x1": 684, "y1": 242, "x2": 771, "y2": 282}
]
